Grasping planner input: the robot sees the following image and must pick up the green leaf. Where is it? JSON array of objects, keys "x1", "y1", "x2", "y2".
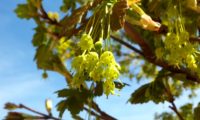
[
  {"x1": 60, "y1": 4, "x2": 90, "y2": 38},
  {"x1": 34, "y1": 41, "x2": 68, "y2": 76},
  {"x1": 60, "y1": 0, "x2": 91, "y2": 12},
  {"x1": 179, "y1": 103, "x2": 193, "y2": 119},
  {"x1": 154, "y1": 112, "x2": 175, "y2": 120},
  {"x1": 67, "y1": 96, "x2": 84, "y2": 116},
  {"x1": 28, "y1": 0, "x2": 41, "y2": 8},
  {"x1": 129, "y1": 79, "x2": 169, "y2": 104},
  {"x1": 141, "y1": 61, "x2": 158, "y2": 78},
  {"x1": 34, "y1": 44, "x2": 53, "y2": 70},
  {"x1": 57, "y1": 98, "x2": 83, "y2": 118},
  {"x1": 56, "y1": 88, "x2": 93, "y2": 118},
  {"x1": 56, "y1": 100, "x2": 68, "y2": 118},
  {"x1": 32, "y1": 25, "x2": 47, "y2": 47},
  {"x1": 56, "y1": 89, "x2": 74, "y2": 98},
  {"x1": 129, "y1": 83, "x2": 150, "y2": 104},
  {"x1": 60, "y1": 0, "x2": 76, "y2": 12},
  {"x1": 56, "y1": 89, "x2": 92, "y2": 101},
  {"x1": 14, "y1": 3, "x2": 37, "y2": 19}
]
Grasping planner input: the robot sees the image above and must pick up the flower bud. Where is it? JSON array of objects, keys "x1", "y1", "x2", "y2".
[{"x1": 45, "y1": 99, "x2": 52, "y2": 115}]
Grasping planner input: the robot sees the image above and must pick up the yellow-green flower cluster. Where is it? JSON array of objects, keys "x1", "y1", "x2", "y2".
[
  {"x1": 155, "y1": 6, "x2": 198, "y2": 70},
  {"x1": 56, "y1": 37, "x2": 70, "y2": 55},
  {"x1": 78, "y1": 33, "x2": 94, "y2": 51},
  {"x1": 71, "y1": 34, "x2": 121, "y2": 96}
]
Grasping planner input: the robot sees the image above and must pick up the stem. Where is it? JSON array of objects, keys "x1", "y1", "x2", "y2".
[
  {"x1": 91, "y1": 101, "x2": 117, "y2": 120},
  {"x1": 169, "y1": 101, "x2": 184, "y2": 120},
  {"x1": 111, "y1": 35, "x2": 144, "y2": 56},
  {"x1": 124, "y1": 22, "x2": 154, "y2": 58},
  {"x1": 19, "y1": 104, "x2": 61, "y2": 120},
  {"x1": 39, "y1": 2, "x2": 61, "y2": 26},
  {"x1": 162, "y1": 79, "x2": 184, "y2": 120},
  {"x1": 83, "y1": 107, "x2": 101, "y2": 118}
]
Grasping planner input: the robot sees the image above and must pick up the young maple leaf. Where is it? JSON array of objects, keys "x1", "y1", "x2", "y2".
[{"x1": 139, "y1": 14, "x2": 161, "y2": 31}]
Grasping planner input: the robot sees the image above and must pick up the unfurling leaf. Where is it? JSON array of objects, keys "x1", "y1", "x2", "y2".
[
  {"x1": 45, "y1": 99, "x2": 53, "y2": 114},
  {"x1": 5, "y1": 112, "x2": 37, "y2": 120},
  {"x1": 110, "y1": 0, "x2": 128, "y2": 31},
  {"x1": 139, "y1": 14, "x2": 161, "y2": 31},
  {"x1": 4, "y1": 103, "x2": 19, "y2": 110},
  {"x1": 5, "y1": 112, "x2": 24, "y2": 120}
]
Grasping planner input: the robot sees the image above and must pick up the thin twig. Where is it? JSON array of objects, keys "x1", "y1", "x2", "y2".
[
  {"x1": 162, "y1": 79, "x2": 185, "y2": 120},
  {"x1": 111, "y1": 35, "x2": 144, "y2": 56},
  {"x1": 169, "y1": 101, "x2": 184, "y2": 120},
  {"x1": 83, "y1": 107, "x2": 101, "y2": 118},
  {"x1": 190, "y1": 37, "x2": 200, "y2": 43},
  {"x1": 4, "y1": 112, "x2": 51, "y2": 120},
  {"x1": 39, "y1": 2, "x2": 61, "y2": 26},
  {"x1": 91, "y1": 102, "x2": 117, "y2": 120},
  {"x1": 124, "y1": 22, "x2": 154, "y2": 59},
  {"x1": 19, "y1": 104, "x2": 61, "y2": 120}
]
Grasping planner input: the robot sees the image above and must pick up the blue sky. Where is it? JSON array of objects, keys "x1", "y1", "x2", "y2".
[{"x1": 1, "y1": 1, "x2": 200, "y2": 120}]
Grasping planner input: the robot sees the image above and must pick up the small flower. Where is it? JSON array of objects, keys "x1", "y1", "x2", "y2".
[{"x1": 79, "y1": 34, "x2": 94, "y2": 51}]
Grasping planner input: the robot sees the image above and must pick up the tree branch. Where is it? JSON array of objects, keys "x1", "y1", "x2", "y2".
[
  {"x1": 83, "y1": 107, "x2": 101, "y2": 118},
  {"x1": 111, "y1": 35, "x2": 144, "y2": 56},
  {"x1": 162, "y1": 79, "x2": 185, "y2": 120},
  {"x1": 19, "y1": 104, "x2": 61, "y2": 120},
  {"x1": 91, "y1": 101, "x2": 117, "y2": 120},
  {"x1": 189, "y1": 37, "x2": 200, "y2": 43},
  {"x1": 39, "y1": 3, "x2": 61, "y2": 26},
  {"x1": 6, "y1": 112, "x2": 54, "y2": 119},
  {"x1": 124, "y1": 22, "x2": 154, "y2": 59},
  {"x1": 169, "y1": 101, "x2": 184, "y2": 120}
]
